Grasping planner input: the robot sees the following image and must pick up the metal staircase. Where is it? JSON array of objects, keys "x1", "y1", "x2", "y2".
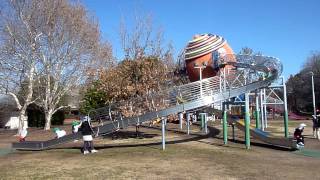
[{"x1": 12, "y1": 54, "x2": 283, "y2": 150}]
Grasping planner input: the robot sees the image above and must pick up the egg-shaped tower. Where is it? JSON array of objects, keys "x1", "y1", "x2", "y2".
[{"x1": 184, "y1": 34, "x2": 236, "y2": 82}]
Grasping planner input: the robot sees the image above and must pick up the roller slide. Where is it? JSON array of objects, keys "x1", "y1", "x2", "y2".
[
  {"x1": 12, "y1": 55, "x2": 284, "y2": 150},
  {"x1": 233, "y1": 119, "x2": 296, "y2": 149}
]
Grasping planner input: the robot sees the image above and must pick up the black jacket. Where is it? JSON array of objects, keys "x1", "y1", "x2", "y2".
[
  {"x1": 294, "y1": 128, "x2": 303, "y2": 139},
  {"x1": 80, "y1": 121, "x2": 94, "y2": 135}
]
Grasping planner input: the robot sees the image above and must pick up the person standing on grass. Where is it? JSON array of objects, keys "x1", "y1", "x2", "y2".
[
  {"x1": 312, "y1": 110, "x2": 319, "y2": 139},
  {"x1": 313, "y1": 109, "x2": 320, "y2": 140},
  {"x1": 79, "y1": 116, "x2": 98, "y2": 154}
]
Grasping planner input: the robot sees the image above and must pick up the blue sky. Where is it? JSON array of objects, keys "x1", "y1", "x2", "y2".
[{"x1": 83, "y1": 0, "x2": 320, "y2": 79}]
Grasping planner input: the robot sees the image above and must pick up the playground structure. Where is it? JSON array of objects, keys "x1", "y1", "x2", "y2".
[
  {"x1": 229, "y1": 76, "x2": 289, "y2": 129},
  {"x1": 12, "y1": 34, "x2": 294, "y2": 150},
  {"x1": 184, "y1": 34, "x2": 236, "y2": 82}
]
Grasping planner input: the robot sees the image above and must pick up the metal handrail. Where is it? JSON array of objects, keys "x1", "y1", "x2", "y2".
[{"x1": 90, "y1": 54, "x2": 282, "y2": 122}]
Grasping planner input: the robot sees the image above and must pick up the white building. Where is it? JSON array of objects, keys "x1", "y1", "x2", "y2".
[{"x1": 0, "y1": 94, "x2": 19, "y2": 129}]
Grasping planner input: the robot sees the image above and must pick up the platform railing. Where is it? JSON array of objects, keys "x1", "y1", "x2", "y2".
[{"x1": 91, "y1": 54, "x2": 282, "y2": 123}]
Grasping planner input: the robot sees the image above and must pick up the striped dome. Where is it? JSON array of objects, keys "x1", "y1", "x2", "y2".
[
  {"x1": 185, "y1": 34, "x2": 226, "y2": 60},
  {"x1": 183, "y1": 33, "x2": 235, "y2": 82}
]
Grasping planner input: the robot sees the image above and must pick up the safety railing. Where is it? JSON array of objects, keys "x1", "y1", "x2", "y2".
[{"x1": 90, "y1": 54, "x2": 282, "y2": 124}]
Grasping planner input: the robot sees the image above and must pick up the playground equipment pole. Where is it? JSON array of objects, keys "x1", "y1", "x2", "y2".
[
  {"x1": 162, "y1": 117, "x2": 166, "y2": 150},
  {"x1": 260, "y1": 89, "x2": 265, "y2": 130},
  {"x1": 282, "y1": 76, "x2": 289, "y2": 138},
  {"x1": 245, "y1": 93, "x2": 251, "y2": 149},
  {"x1": 232, "y1": 123, "x2": 235, "y2": 141},
  {"x1": 311, "y1": 72, "x2": 316, "y2": 118},
  {"x1": 223, "y1": 103, "x2": 228, "y2": 144},
  {"x1": 223, "y1": 67, "x2": 227, "y2": 91},
  {"x1": 255, "y1": 91, "x2": 260, "y2": 129},
  {"x1": 187, "y1": 113, "x2": 191, "y2": 135},
  {"x1": 200, "y1": 68, "x2": 202, "y2": 97},
  {"x1": 205, "y1": 114, "x2": 208, "y2": 134},
  {"x1": 200, "y1": 113, "x2": 208, "y2": 133},
  {"x1": 179, "y1": 113, "x2": 183, "y2": 130},
  {"x1": 263, "y1": 88, "x2": 268, "y2": 128},
  {"x1": 200, "y1": 113, "x2": 205, "y2": 130}
]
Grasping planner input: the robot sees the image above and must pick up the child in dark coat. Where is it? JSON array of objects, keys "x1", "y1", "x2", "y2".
[
  {"x1": 294, "y1": 123, "x2": 306, "y2": 147},
  {"x1": 79, "y1": 116, "x2": 98, "y2": 154}
]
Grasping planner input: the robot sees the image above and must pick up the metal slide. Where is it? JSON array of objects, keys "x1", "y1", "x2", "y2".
[
  {"x1": 233, "y1": 119, "x2": 296, "y2": 149},
  {"x1": 12, "y1": 55, "x2": 284, "y2": 150}
]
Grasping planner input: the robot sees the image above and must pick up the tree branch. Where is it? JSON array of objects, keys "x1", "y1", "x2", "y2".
[
  {"x1": 52, "y1": 105, "x2": 70, "y2": 115},
  {"x1": 8, "y1": 92, "x2": 22, "y2": 110}
]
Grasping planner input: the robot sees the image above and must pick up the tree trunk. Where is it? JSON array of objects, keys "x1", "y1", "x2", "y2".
[
  {"x1": 44, "y1": 110, "x2": 53, "y2": 130},
  {"x1": 16, "y1": 66, "x2": 35, "y2": 134},
  {"x1": 18, "y1": 110, "x2": 28, "y2": 135}
]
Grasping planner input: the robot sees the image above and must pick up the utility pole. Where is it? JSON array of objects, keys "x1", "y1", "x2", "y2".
[{"x1": 311, "y1": 72, "x2": 316, "y2": 117}]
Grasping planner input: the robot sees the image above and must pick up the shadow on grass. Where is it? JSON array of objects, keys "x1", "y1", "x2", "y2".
[
  {"x1": 227, "y1": 138, "x2": 296, "y2": 151},
  {"x1": 102, "y1": 130, "x2": 159, "y2": 140},
  {"x1": 55, "y1": 125, "x2": 221, "y2": 151},
  {"x1": 14, "y1": 123, "x2": 298, "y2": 153},
  {"x1": 193, "y1": 136, "x2": 295, "y2": 151},
  {"x1": 53, "y1": 124, "x2": 295, "y2": 152}
]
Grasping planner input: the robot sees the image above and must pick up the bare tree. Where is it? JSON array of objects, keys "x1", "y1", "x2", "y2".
[
  {"x1": 239, "y1": 47, "x2": 262, "y2": 56},
  {"x1": 0, "y1": 0, "x2": 42, "y2": 133},
  {"x1": 303, "y1": 51, "x2": 320, "y2": 75},
  {"x1": 99, "y1": 13, "x2": 174, "y2": 114},
  {"x1": 119, "y1": 14, "x2": 174, "y2": 62},
  {"x1": 0, "y1": 0, "x2": 113, "y2": 130},
  {"x1": 302, "y1": 52, "x2": 320, "y2": 109},
  {"x1": 286, "y1": 52, "x2": 320, "y2": 112},
  {"x1": 239, "y1": 47, "x2": 253, "y2": 55}
]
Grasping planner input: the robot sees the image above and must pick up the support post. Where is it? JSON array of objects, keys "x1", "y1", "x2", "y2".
[
  {"x1": 200, "y1": 113, "x2": 208, "y2": 133},
  {"x1": 223, "y1": 103, "x2": 228, "y2": 145},
  {"x1": 179, "y1": 113, "x2": 183, "y2": 130},
  {"x1": 205, "y1": 113, "x2": 208, "y2": 134},
  {"x1": 282, "y1": 76, "x2": 289, "y2": 138},
  {"x1": 311, "y1": 72, "x2": 316, "y2": 117},
  {"x1": 162, "y1": 117, "x2": 166, "y2": 150},
  {"x1": 260, "y1": 89, "x2": 265, "y2": 130},
  {"x1": 187, "y1": 113, "x2": 190, "y2": 135},
  {"x1": 223, "y1": 67, "x2": 226, "y2": 91},
  {"x1": 263, "y1": 89, "x2": 268, "y2": 128},
  {"x1": 245, "y1": 93, "x2": 251, "y2": 149},
  {"x1": 255, "y1": 91, "x2": 260, "y2": 129},
  {"x1": 136, "y1": 125, "x2": 139, "y2": 138},
  {"x1": 232, "y1": 123, "x2": 235, "y2": 141},
  {"x1": 200, "y1": 73, "x2": 203, "y2": 97},
  {"x1": 200, "y1": 113, "x2": 205, "y2": 130}
]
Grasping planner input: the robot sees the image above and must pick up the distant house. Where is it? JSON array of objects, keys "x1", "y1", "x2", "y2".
[{"x1": 0, "y1": 94, "x2": 19, "y2": 129}]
